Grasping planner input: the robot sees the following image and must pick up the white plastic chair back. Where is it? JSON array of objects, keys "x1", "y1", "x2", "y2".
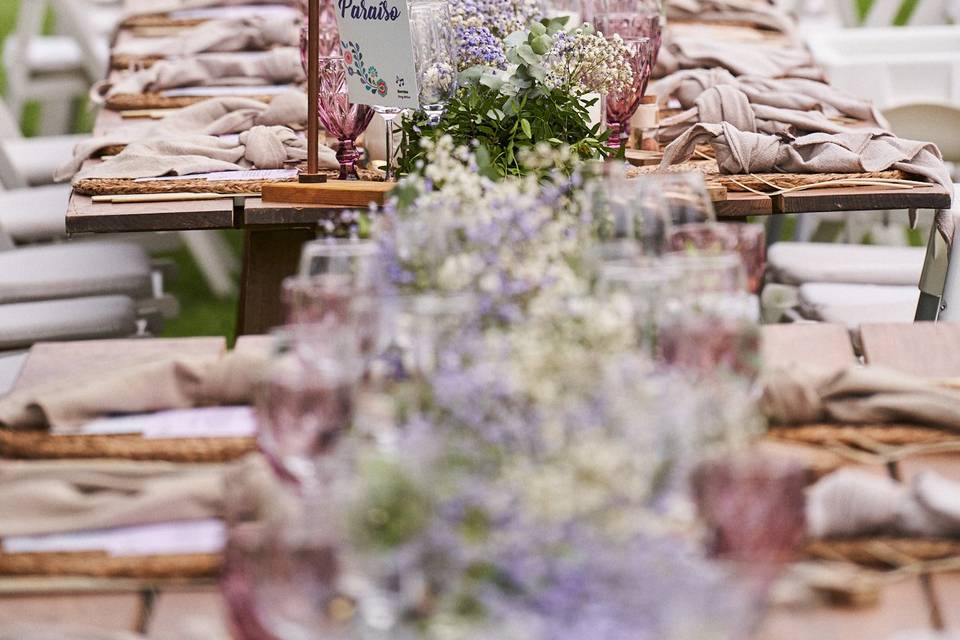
[{"x1": 883, "y1": 104, "x2": 960, "y2": 162}]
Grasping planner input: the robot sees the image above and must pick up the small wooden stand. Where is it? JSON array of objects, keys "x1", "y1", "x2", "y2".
[{"x1": 261, "y1": 180, "x2": 394, "y2": 207}]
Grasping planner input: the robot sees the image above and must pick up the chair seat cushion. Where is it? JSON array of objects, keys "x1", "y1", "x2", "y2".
[
  {"x1": 798, "y1": 282, "x2": 919, "y2": 327},
  {"x1": 768, "y1": 242, "x2": 925, "y2": 286},
  {"x1": 0, "y1": 184, "x2": 70, "y2": 242},
  {"x1": 3, "y1": 35, "x2": 85, "y2": 74},
  {"x1": 1, "y1": 135, "x2": 87, "y2": 186},
  {"x1": 0, "y1": 296, "x2": 137, "y2": 350},
  {"x1": 0, "y1": 241, "x2": 152, "y2": 303}
]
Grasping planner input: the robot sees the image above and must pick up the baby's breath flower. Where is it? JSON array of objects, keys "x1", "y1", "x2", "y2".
[{"x1": 543, "y1": 30, "x2": 633, "y2": 95}]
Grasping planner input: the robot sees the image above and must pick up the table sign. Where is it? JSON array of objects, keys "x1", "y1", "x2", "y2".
[{"x1": 333, "y1": 0, "x2": 421, "y2": 109}]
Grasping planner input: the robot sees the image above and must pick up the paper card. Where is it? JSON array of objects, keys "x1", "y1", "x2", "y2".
[
  {"x1": 71, "y1": 406, "x2": 258, "y2": 439},
  {"x1": 161, "y1": 84, "x2": 295, "y2": 97},
  {"x1": 134, "y1": 168, "x2": 298, "y2": 182},
  {"x1": 3, "y1": 519, "x2": 225, "y2": 557},
  {"x1": 333, "y1": 0, "x2": 420, "y2": 109}
]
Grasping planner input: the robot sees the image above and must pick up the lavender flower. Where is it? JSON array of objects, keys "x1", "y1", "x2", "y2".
[{"x1": 456, "y1": 25, "x2": 508, "y2": 70}]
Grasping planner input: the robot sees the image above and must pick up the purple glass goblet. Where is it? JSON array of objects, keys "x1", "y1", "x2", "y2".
[
  {"x1": 317, "y1": 57, "x2": 375, "y2": 180},
  {"x1": 604, "y1": 37, "x2": 653, "y2": 151}
]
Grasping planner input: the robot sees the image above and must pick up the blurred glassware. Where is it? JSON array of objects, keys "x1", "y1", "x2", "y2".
[
  {"x1": 637, "y1": 172, "x2": 717, "y2": 225},
  {"x1": 658, "y1": 252, "x2": 760, "y2": 381},
  {"x1": 297, "y1": 238, "x2": 381, "y2": 285},
  {"x1": 590, "y1": 163, "x2": 671, "y2": 260},
  {"x1": 598, "y1": 258, "x2": 681, "y2": 357},
  {"x1": 316, "y1": 56, "x2": 376, "y2": 180},
  {"x1": 409, "y1": 0, "x2": 458, "y2": 125},
  {"x1": 590, "y1": 0, "x2": 663, "y2": 64},
  {"x1": 666, "y1": 222, "x2": 766, "y2": 294},
  {"x1": 604, "y1": 37, "x2": 653, "y2": 152},
  {"x1": 298, "y1": 0, "x2": 341, "y2": 63},
  {"x1": 256, "y1": 326, "x2": 361, "y2": 485},
  {"x1": 544, "y1": 0, "x2": 585, "y2": 26}
]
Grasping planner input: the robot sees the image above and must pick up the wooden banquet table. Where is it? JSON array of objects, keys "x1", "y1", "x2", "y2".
[{"x1": 1, "y1": 324, "x2": 959, "y2": 636}]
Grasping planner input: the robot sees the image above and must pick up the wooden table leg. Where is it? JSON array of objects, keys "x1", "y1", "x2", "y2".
[{"x1": 236, "y1": 227, "x2": 315, "y2": 335}]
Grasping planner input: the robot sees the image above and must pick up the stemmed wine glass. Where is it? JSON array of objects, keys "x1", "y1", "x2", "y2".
[
  {"x1": 591, "y1": 0, "x2": 664, "y2": 65},
  {"x1": 409, "y1": 0, "x2": 458, "y2": 125},
  {"x1": 316, "y1": 57, "x2": 376, "y2": 180},
  {"x1": 604, "y1": 36, "x2": 652, "y2": 152}
]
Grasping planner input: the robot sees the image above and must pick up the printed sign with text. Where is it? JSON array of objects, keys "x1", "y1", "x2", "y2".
[{"x1": 333, "y1": 0, "x2": 420, "y2": 110}]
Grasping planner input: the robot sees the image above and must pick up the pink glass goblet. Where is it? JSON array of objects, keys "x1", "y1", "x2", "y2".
[
  {"x1": 604, "y1": 37, "x2": 653, "y2": 152},
  {"x1": 317, "y1": 57, "x2": 375, "y2": 180},
  {"x1": 666, "y1": 223, "x2": 766, "y2": 294},
  {"x1": 592, "y1": 0, "x2": 663, "y2": 65},
  {"x1": 298, "y1": 0, "x2": 341, "y2": 68}
]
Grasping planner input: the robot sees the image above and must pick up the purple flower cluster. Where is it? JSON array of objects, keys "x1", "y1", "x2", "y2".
[{"x1": 456, "y1": 25, "x2": 508, "y2": 70}]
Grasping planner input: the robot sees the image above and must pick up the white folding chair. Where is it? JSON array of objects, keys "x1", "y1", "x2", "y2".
[
  {"x1": 2, "y1": 0, "x2": 93, "y2": 135},
  {"x1": 0, "y1": 98, "x2": 88, "y2": 189}
]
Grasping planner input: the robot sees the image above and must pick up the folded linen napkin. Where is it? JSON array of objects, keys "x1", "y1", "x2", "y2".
[
  {"x1": 56, "y1": 92, "x2": 309, "y2": 180},
  {"x1": 807, "y1": 469, "x2": 960, "y2": 539},
  {"x1": 0, "y1": 459, "x2": 225, "y2": 537},
  {"x1": 0, "y1": 351, "x2": 266, "y2": 432},
  {"x1": 761, "y1": 365, "x2": 960, "y2": 430},
  {"x1": 656, "y1": 84, "x2": 882, "y2": 144},
  {"x1": 98, "y1": 48, "x2": 304, "y2": 99},
  {"x1": 666, "y1": 0, "x2": 795, "y2": 33},
  {"x1": 71, "y1": 124, "x2": 335, "y2": 181},
  {"x1": 114, "y1": 14, "x2": 300, "y2": 58},
  {"x1": 655, "y1": 37, "x2": 820, "y2": 80},
  {"x1": 652, "y1": 69, "x2": 888, "y2": 130},
  {"x1": 661, "y1": 122, "x2": 954, "y2": 243},
  {"x1": 122, "y1": 0, "x2": 297, "y2": 18}
]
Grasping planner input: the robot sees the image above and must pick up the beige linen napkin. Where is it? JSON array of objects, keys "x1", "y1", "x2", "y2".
[
  {"x1": 0, "y1": 351, "x2": 266, "y2": 432},
  {"x1": 114, "y1": 14, "x2": 299, "y2": 58},
  {"x1": 667, "y1": 0, "x2": 795, "y2": 34},
  {"x1": 71, "y1": 124, "x2": 336, "y2": 180},
  {"x1": 656, "y1": 37, "x2": 820, "y2": 80},
  {"x1": 122, "y1": 0, "x2": 297, "y2": 18},
  {"x1": 98, "y1": 48, "x2": 304, "y2": 98},
  {"x1": 807, "y1": 469, "x2": 960, "y2": 539},
  {"x1": 0, "y1": 459, "x2": 225, "y2": 537},
  {"x1": 760, "y1": 365, "x2": 960, "y2": 430},
  {"x1": 56, "y1": 92, "x2": 309, "y2": 180}
]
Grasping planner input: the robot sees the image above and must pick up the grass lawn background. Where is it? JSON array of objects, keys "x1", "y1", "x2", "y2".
[{"x1": 0, "y1": 1, "x2": 240, "y2": 342}]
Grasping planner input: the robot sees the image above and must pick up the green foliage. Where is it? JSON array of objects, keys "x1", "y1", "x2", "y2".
[{"x1": 398, "y1": 18, "x2": 608, "y2": 179}]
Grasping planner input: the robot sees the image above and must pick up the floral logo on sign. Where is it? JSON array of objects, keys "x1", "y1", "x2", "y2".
[{"x1": 342, "y1": 40, "x2": 388, "y2": 97}]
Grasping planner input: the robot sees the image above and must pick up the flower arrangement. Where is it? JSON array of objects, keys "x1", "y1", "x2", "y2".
[
  {"x1": 379, "y1": 136, "x2": 595, "y2": 318},
  {"x1": 399, "y1": 19, "x2": 633, "y2": 178}
]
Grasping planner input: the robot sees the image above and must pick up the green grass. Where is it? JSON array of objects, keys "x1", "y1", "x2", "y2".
[{"x1": 1, "y1": 1, "x2": 239, "y2": 341}]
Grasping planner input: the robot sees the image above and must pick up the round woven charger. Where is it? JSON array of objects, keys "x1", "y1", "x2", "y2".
[
  {"x1": 0, "y1": 552, "x2": 219, "y2": 579},
  {"x1": 74, "y1": 167, "x2": 384, "y2": 197},
  {"x1": 106, "y1": 92, "x2": 276, "y2": 111},
  {"x1": 767, "y1": 424, "x2": 960, "y2": 447},
  {"x1": 806, "y1": 537, "x2": 960, "y2": 568},
  {"x1": 0, "y1": 430, "x2": 256, "y2": 463},
  {"x1": 111, "y1": 54, "x2": 165, "y2": 70}
]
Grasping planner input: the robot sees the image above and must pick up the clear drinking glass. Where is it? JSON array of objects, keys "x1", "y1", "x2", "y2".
[
  {"x1": 409, "y1": 0, "x2": 458, "y2": 125},
  {"x1": 298, "y1": 238, "x2": 382, "y2": 285},
  {"x1": 598, "y1": 258, "x2": 681, "y2": 357},
  {"x1": 590, "y1": 162, "x2": 671, "y2": 257},
  {"x1": 666, "y1": 223, "x2": 766, "y2": 294},
  {"x1": 316, "y1": 57, "x2": 376, "y2": 180},
  {"x1": 637, "y1": 172, "x2": 718, "y2": 225},
  {"x1": 604, "y1": 37, "x2": 653, "y2": 152}
]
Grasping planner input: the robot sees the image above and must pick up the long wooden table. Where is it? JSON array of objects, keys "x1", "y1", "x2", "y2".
[{"x1": 2, "y1": 326, "x2": 959, "y2": 636}]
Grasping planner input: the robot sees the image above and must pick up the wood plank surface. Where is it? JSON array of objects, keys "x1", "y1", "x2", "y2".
[
  {"x1": 715, "y1": 191, "x2": 774, "y2": 218},
  {"x1": 147, "y1": 589, "x2": 229, "y2": 639},
  {"x1": 239, "y1": 197, "x2": 346, "y2": 227},
  {"x1": 761, "y1": 324, "x2": 857, "y2": 373},
  {"x1": 12, "y1": 337, "x2": 226, "y2": 391},
  {"x1": 0, "y1": 593, "x2": 141, "y2": 632},
  {"x1": 67, "y1": 192, "x2": 236, "y2": 233},
  {"x1": 777, "y1": 185, "x2": 952, "y2": 215},
  {"x1": 860, "y1": 322, "x2": 960, "y2": 378},
  {"x1": 757, "y1": 577, "x2": 934, "y2": 639}
]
